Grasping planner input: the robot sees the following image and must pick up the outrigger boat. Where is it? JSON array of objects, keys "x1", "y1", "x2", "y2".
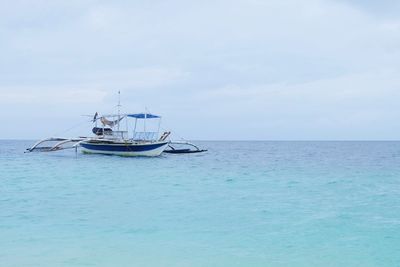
[
  {"x1": 27, "y1": 112, "x2": 171, "y2": 157},
  {"x1": 27, "y1": 92, "x2": 206, "y2": 156}
]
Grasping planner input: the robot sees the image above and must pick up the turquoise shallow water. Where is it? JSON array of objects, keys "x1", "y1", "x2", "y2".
[{"x1": 1, "y1": 140, "x2": 400, "y2": 267}]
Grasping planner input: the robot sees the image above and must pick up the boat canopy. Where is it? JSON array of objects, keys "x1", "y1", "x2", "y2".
[{"x1": 127, "y1": 113, "x2": 160, "y2": 119}]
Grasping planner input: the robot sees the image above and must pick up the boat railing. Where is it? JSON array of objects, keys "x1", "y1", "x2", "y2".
[
  {"x1": 111, "y1": 130, "x2": 128, "y2": 139},
  {"x1": 133, "y1": 132, "x2": 158, "y2": 141}
]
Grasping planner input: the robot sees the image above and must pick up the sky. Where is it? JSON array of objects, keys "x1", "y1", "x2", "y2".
[{"x1": 1, "y1": 0, "x2": 400, "y2": 140}]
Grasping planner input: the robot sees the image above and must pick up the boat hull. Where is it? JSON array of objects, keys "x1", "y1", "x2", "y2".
[{"x1": 80, "y1": 141, "x2": 169, "y2": 157}]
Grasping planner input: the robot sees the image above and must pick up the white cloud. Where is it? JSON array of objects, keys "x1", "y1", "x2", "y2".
[
  {"x1": 0, "y1": 87, "x2": 107, "y2": 105},
  {"x1": 0, "y1": 0, "x2": 399, "y2": 139}
]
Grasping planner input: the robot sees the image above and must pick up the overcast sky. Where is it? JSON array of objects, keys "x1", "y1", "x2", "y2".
[{"x1": 1, "y1": 0, "x2": 400, "y2": 140}]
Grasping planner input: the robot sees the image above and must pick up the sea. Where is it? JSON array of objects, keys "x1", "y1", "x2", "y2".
[{"x1": 1, "y1": 140, "x2": 400, "y2": 267}]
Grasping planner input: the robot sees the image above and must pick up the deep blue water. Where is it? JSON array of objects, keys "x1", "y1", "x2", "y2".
[{"x1": 1, "y1": 140, "x2": 400, "y2": 267}]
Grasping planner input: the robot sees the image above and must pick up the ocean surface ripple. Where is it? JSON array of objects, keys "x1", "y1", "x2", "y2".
[{"x1": 1, "y1": 141, "x2": 400, "y2": 267}]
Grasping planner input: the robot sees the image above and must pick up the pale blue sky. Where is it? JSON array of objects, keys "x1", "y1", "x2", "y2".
[{"x1": 1, "y1": 0, "x2": 399, "y2": 140}]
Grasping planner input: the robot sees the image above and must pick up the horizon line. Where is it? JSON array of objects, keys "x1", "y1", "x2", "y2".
[{"x1": 2, "y1": 139, "x2": 400, "y2": 142}]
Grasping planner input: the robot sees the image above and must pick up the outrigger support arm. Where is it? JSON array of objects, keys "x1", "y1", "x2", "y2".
[
  {"x1": 169, "y1": 141, "x2": 201, "y2": 150},
  {"x1": 27, "y1": 137, "x2": 87, "y2": 152},
  {"x1": 49, "y1": 139, "x2": 84, "y2": 151},
  {"x1": 164, "y1": 141, "x2": 207, "y2": 154}
]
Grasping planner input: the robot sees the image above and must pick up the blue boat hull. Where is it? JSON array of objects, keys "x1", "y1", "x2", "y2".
[{"x1": 80, "y1": 141, "x2": 169, "y2": 157}]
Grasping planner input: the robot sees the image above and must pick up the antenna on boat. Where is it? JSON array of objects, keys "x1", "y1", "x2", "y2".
[
  {"x1": 144, "y1": 106, "x2": 148, "y2": 134},
  {"x1": 118, "y1": 91, "x2": 121, "y2": 114},
  {"x1": 117, "y1": 90, "x2": 121, "y2": 131}
]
